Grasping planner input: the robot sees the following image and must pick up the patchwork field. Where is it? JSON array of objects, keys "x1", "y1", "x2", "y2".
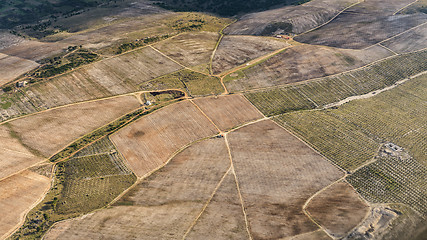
[
  {"x1": 225, "y1": 44, "x2": 392, "y2": 91},
  {"x1": 212, "y1": 35, "x2": 289, "y2": 75},
  {"x1": 7, "y1": 95, "x2": 140, "y2": 157},
  {"x1": 192, "y1": 94, "x2": 264, "y2": 131},
  {"x1": 0, "y1": 46, "x2": 181, "y2": 122},
  {"x1": 153, "y1": 32, "x2": 219, "y2": 72},
  {"x1": 111, "y1": 100, "x2": 218, "y2": 177},
  {"x1": 0, "y1": 170, "x2": 50, "y2": 239},
  {"x1": 275, "y1": 73, "x2": 427, "y2": 170},
  {"x1": 44, "y1": 137, "x2": 231, "y2": 239},
  {"x1": 306, "y1": 181, "x2": 369, "y2": 238},
  {"x1": 141, "y1": 69, "x2": 223, "y2": 96},
  {"x1": 0, "y1": 125, "x2": 44, "y2": 180},
  {"x1": 11, "y1": 137, "x2": 136, "y2": 239},
  {"x1": 246, "y1": 49, "x2": 427, "y2": 116},
  {"x1": 224, "y1": 0, "x2": 359, "y2": 35},
  {"x1": 381, "y1": 23, "x2": 427, "y2": 53},
  {"x1": 295, "y1": 0, "x2": 427, "y2": 49},
  {"x1": 0, "y1": 53, "x2": 39, "y2": 85},
  {"x1": 228, "y1": 120, "x2": 343, "y2": 239}
]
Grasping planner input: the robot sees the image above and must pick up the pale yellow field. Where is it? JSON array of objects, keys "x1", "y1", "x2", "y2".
[
  {"x1": 0, "y1": 53, "x2": 39, "y2": 85},
  {"x1": 0, "y1": 170, "x2": 50, "y2": 239}
]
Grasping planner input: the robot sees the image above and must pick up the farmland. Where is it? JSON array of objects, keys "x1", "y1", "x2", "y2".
[
  {"x1": 110, "y1": 100, "x2": 218, "y2": 177},
  {"x1": 0, "y1": 170, "x2": 50, "y2": 239},
  {"x1": 228, "y1": 120, "x2": 343, "y2": 239},
  {"x1": 0, "y1": 53, "x2": 39, "y2": 85},
  {"x1": 295, "y1": 0, "x2": 427, "y2": 49},
  {"x1": 141, "y1": 69, "x2": 223, "y2": 97},
  {"x1": 11, "y1": 137, "x2": 136, "y2": 239},
  {"x1": 245, "y1": 49, "x2": 427, "y2": 116},
  {"x1": 225, "y1": 44, "x2": 392, "y2": 92},
  {"x1": 192, "y1": 94, "x2": 264, "y2": 131},
  {"x1": 306, "y1": 181, "x2": 369, "y2": 238},
  {"x1": 211, "y1": 35, "x2": 289, "y2": 75},
  {"x1": 6, "y1": 95, "x2": 140, "y2": 157},
  {"x1": 381, "y1": 22, "x2": 427, "y2": 53},
  {"x1": 44, "y1": 138, "x2": 230, "y2": 239}
]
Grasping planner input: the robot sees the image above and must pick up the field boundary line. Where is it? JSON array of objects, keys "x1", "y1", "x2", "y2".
[
  {"x1": 224, "y1": 133, "x2": 252, "y2": 240},
  {"x1": 209, "y1": 20, "x2": 237, "y2": 75},
  {"x1": 378, "y1": 43, "x2": 398, "y2": 55},
  {"x1": 190, "y1": 99, "x2": 222, "y2": 133},
  {"x1": 3, "y1": 165, "x2": 54, "y2": 240},
  {"x1": 241, "y1": 47, "x2": 427, "y2": 94},
  {"x1": 393, "y1": 0, "x2": 420, "y2": 15},
  {"x1": 182, "y1": 167, "x2": 232, "y2": 239},
  {"x1": 294, "y1": 0, "x2": 364, "y2": 37},
  {"x1": 282, "y1": 229, "x2": 326, "y2": 240}
]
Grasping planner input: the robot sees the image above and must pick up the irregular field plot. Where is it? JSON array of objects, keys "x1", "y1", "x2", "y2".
[
  {"x1": 382, "y1": 23, "x2": 427, "y2": 53},
  {"x1": 306, "y1": 181, "x2": 369, "y2": 238},
  {"x1": 0, "y1": 170, "x2": 50, "y2": 239},
  {"x1": 347, "y1": 156, "x2": 427, "y2": 216},
  {"x1": 0, "y1": 40, "x2": 67, "y2": 61},
  {"x1": 192, "y1": 94, "x2": 264, "y2": 131},
  {"x1": 26, "y1": 47, "x2": 182, "y2": 109},
  {"x1": 186, "y1": 171, "x2": 249, "y2": 240},
  {"x1": 45, "y1": 138, "x2": 230, "y2": 239},
  {"x1": 212, "y1": 35, "x2": 289, "y2": 74},
  {"x1": 226, "y1": 44, "x2": 391, "y2": 91},
  {"x1": 12, "y1": 137, "x2": 136, "y2": 239},
  {"x1": 153, "y1": 32, "x2": 219, "y2": 71},
  {"x1": 224, "y1": 0, "x2": 358, "y2": 35},
  {"x1": 111, "y1": 100, "x2": 218, "y2": 177},
  {"x1": 246, "y1": 49, "x2": 427, "y2": 116},
  {"x1": 295, "y1": 0, "x2": 427, "y2": 49},
  {"x1": 228, "y1": 120, "x2": 343, "y2": 239},
  {"x1": 7, "y1": 95, "x2": 140, "y2": 157},
  {"x1": 0, "y1": 125, "x2": 44, "y2": 180},
  {"x1": 141, "y1": 69, "x2": 223, "y2": 96},
  {"x1": 276, "y1": 73, "x2": 427, "y2": 170},
  {"x1": 0, "y1": 53, "x2": 39, "y2": 85}
]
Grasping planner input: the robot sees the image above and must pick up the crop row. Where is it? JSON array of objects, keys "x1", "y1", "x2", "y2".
[
  {"x1": 347, "y1": 156, "x2": 427, "y2": 216},
  {"x1": 246, "y1": 49, "x2": 427, "y2": 116}
]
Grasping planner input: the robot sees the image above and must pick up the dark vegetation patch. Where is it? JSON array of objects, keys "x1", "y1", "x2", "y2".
[{"x1": 152, "y1": 0, "x2": 310, "y2": 16}]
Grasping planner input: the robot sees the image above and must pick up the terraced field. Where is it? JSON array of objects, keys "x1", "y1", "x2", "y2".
[{"x1": 246, "y1": 49, "x2": 427, "y2": 116}]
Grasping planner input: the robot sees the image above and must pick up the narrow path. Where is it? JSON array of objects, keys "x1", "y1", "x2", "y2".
[
  {"x1": 378, "y1": 43, "x2": 398, "y2": 55},
  {"x1": 182, "y1": 167, "x2": 232, "y2": 239},
  {"x1": 190, "y1": 99, "x2": 222, "y2": 133},
  {"x1": 208, "y1": 20, "x2": 237, "y2": 75}
]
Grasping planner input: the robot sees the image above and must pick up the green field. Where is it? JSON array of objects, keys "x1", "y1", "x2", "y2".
[
  {"x1": 246, "y1": 49, "x2": 427, "y2": 116},
  {"x1": 275, "y1": 73, "x2": 427, "y2": 170},
  {"x1": 11, "y1": 137, "x2": 136, "y2": 239}
]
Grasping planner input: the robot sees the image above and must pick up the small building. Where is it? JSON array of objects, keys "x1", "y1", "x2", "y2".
[{"x1": 16, "y1": 81, "x2": 28, "y2": 88}]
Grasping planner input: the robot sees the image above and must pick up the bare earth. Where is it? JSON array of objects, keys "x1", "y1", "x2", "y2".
[
  {"x1": 306, "y1": 181, "x2": 369, "y2": 238},
  {"x1": 0, "y1": 53, "x2": 39, "y2": 85},
  {"x1": 192, "y1": 94, "x2": 264, "y2": 131},
  {"x1": 0, "y1": 125, "x2": 44, "y2": 180},
  {"x1": 8, "y1": 95, "x2": 140, "y2": 157},
  {"x1": 111, "y1": 100, "x2": 218, "y2": 177},
  {"x1": 228, "y1": 120, "x2": 344, "y2": 239},
  {"x1": 0, "y1": 170, "x2": 50, "y2": 239}
]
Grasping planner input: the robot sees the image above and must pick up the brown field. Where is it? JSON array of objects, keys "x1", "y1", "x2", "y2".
[
  {"x1": 0, "y1": 125, "x2": 44, "y2": 180},
  {"x1": 7, "y1": 95, "x2": 140, "y2": 157},
  {"x1": 0, "y1": 170, "x2": 50, "y2": 239},
  {"x1": 226, "y1": 44, "x2": 391, "y2": 91},
  {"x1": 290, "y1": 230, "x2": 332, "y2": 240},
  {"x1": 0, "y1": 53, "x2": 39, "y2": 85},
  {"x1": 295, "y1": 0, "x2": 427, "y2": 49},
  {"x1": 192, "y1": 94, "x2": 264, "y2": 131},
  {"x1": 186, "y1": 171, "x2": 249, "y2": 239},
  {"x1": 212, "y1": 35, "x2": 289, "y2": 74},
  {"x1": 224, "y1": 0, "x2": 358, "y2": 35},
  {"x1": 306, "y1": 181, "x2": 369, "y2": 238},
  {"x1": 45, "y1": 138, "x2": 230, "y2": 239},
  {"x1": 382, "y1": 23, "x2": 427, "y2": 53},
  {"x1": 0, "y1": 40, "x2": 67, "y2": 61},
  {"x1": 153, "y1": 32, "x2": 219, "y2": 71},
  {"x1": 228, "y1": 120, "x2": 343, "y2": 239},
  {"x1": 0, "y1": 31, "x2": 26, "y2": 50},
  {"x1": 111, "y1": 100, "x2": 218, "y2": 177}
]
